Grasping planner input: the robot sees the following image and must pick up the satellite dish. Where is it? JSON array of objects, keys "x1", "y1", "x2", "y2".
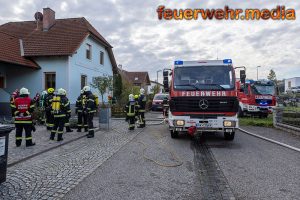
[{"x1": 34, "y1": 12, "x2": 43, "y2": 21}]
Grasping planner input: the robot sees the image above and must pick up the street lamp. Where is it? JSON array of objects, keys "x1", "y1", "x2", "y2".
[
  {"x1": 257, "y1": 66, "x2": 261, "y2": 80},
  {"x1": 156, "y1": 69, "x2": 162, "y2": 83}
]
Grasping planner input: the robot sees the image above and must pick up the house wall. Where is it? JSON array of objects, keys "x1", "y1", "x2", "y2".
[
  {"x1": 68, "y1": 35, "x2": 113, "y2": 104},
  {"x1": 285, "y1": 77, "x2": 300, "y2": 92}
]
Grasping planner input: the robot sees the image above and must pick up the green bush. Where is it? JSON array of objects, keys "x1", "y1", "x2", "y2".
[{"x1": 239, "y1": 115, "x2": 273, "y2": 127}]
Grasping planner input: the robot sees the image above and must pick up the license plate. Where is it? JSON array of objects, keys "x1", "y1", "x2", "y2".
[{"x1": 196, "y1": 123, "x2": 211, "y2": 128}]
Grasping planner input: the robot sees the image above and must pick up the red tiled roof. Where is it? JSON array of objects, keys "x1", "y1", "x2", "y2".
[
  {"x1": 119, "y1": 69, "x2": 151, "y2": 85},
  {"x1": 0, "y1": 32, "x2": 39, "y2": 69},
  {"x1": 0, "y1": 17, "x2": 117, "y2": 73}
]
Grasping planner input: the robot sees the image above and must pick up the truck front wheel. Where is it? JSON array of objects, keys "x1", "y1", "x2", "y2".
[
  {"x1": 170, "y1": 130, "x2": 179, "y2": 139},
  {"x1": 224, "y1": 132, "x2": 235, "y2": 141}
]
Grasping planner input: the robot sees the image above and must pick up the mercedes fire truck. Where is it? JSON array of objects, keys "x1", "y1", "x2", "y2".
[
  {"x1": 236, "y1": 79, "x2": 276, "y2": 118},
  {"x1": 163, "y1": 59, "x2": 243, "y2": 141}
]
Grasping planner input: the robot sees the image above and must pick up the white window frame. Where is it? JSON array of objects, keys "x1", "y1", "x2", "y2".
[{"x1": 86, "y1": 43, "x2": 92, "y2": 60}]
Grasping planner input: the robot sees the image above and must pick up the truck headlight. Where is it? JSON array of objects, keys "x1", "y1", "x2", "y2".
[
  {"x1": 174, "y1": 120, "x2": 185, "y2": 126},
  {"x1": 223, "y1": 120, "x2": 235, "y2": 127}
]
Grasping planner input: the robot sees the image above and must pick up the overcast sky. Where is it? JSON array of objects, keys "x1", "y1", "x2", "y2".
[{"x1": 0, "y1": 0, "x2": 299, "y2": 82}]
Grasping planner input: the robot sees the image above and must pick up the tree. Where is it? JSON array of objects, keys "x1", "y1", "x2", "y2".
[
  {"x1": 113, "y1": 73, "x2": 122, "y2": 100},
  {"x1": 90, "y1": 76, "x2": 113, "y2": 105},
  {"x1": 150, "y1": 84, "x2": 160, "y2": 95},
  {"x1": 267, "y1": 69, "x2": 277, "y2": 82}
]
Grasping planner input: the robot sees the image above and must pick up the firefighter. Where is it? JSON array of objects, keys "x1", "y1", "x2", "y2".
[
  {"x1": 83, "y1": 86, "x2": 97, "y2": 138},
  {"x1": 38, "y1": 90, "x2": 48, "y2": 125},
  {"x1": 45, "y1": 88, "x2": 55, "y2": 130},
  {"x1": 138, "y1": 88, "x2": 147, "y2": 128},
  {"x1": 162, "y1": 96, "x2": 169, "y2": 118},
  {"x1": 75, "y1": 90, "x2": 88, "y2": 132},
  {"x1": 134, "y1": 95, "x2": 140, "y2": 122},
  {"x1": 12, "y1": 87, "x2": 35, "y2": 147},
  {"x1": 61, "y1": 89, "x2": 73, "y2": 132},
  {"x1": 125, "y1": 94, "x2": 136, "y2": 130},
  {"x1": 10, "y1": 89, "x2": 19, "y2": 118},
  {"x1": 50, "y1": 88, "x2": 70, "y2": 141}
]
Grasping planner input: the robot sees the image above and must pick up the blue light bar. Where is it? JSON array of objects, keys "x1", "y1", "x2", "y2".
[
  {"x1": 223, "y1": 59, "x2": 232, "y2": 64},
  {"x1": 174, "y1": 60, "x2": 183, "y2": 65}
]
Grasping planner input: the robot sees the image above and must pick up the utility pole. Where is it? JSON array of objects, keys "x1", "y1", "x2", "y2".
[
  {"x1": 257, "y1": 66, "x2": 261, "y2": 80},
  {"x1": 156, "y1": 69, "x2": 162, "y2": 83}
]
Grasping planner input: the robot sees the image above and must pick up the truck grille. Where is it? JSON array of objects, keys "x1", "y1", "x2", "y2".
[
  {"x1": 169, "y1": 97, "x2": 239, "y2": 113},
  {"x1": 255, "y1": 99, "x2": 272, "y2": 105}
]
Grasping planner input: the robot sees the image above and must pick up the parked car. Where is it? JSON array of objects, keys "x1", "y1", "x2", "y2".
[
  {"x1": 151, "y1": 93, "x2": 169, "y2": 111},
  {"x1": 287, "y1": 86, "x2": 300, "y2": 93}
]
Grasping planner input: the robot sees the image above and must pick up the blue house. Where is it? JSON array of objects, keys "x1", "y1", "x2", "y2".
[{"x1": 0, "y1": 8, "x2": 117, "y2": 115}]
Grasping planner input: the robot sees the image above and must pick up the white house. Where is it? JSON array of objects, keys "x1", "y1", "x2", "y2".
[
  {"x1": 148, "y1": 80, "x2": 164, "y2": 94},
  {"x1": 284, "y1": 77, "x2": 300, "y2": 92},
  {"x1": 0, "y1": 8, "x2": 117, "y2": 115}
]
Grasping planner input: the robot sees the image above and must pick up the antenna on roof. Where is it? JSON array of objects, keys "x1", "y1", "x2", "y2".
[{"x1": 34, "y1": 12, "x2": 43, "y2": 30}]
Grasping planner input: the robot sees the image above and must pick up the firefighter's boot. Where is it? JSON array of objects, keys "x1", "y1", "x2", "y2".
[
  {"x1": 16, "y1": 140, "x2": 22, "y2": 147},
  {"x1": 77, "y1": 127, "x2": 81, "y2": 132},
  {"x1": 66, "y1": 126, "x2": 73, "y2": 132},
  {"x1": 50, "y1": 132, "x2": 55, "y2": 140},
  {"x1": 87, "y1": 130, "x2": 94, "y2": 138},
  {"x1": 84, "y1": 127, "x2": 88, "y2": 132},
  {"x1": 26, "y1": 140, "x2": 36, "y2": 147},
  {"x1": 57, "y1": 134, "x2": 63, "y2": 141}
]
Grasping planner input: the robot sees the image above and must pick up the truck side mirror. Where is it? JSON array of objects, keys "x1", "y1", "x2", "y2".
[
  {"x1": 240, "y1": 70, "x2": 246, "y2": 84},
  {"x1": 163, "y1": 70, "x2": 169, "y2": 92},
  {"x1": 163, "y1": 71, "x2": 169, "y2": 77}
]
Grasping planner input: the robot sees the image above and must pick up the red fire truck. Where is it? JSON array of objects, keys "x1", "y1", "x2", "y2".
[
  {"x1": 236, "y1": 79, "x2": 276, "y2": 118},
  {"x1": 163, "y1": 59, "x2": 244, "y2": 141}
]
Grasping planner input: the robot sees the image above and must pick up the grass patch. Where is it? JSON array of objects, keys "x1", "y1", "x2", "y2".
[
  {"x1": 283, "y1": 106, "x2": 300, "y2": 112},
  {"x1": 239, "y1": 114, "x2": 273, "y2": 128}
]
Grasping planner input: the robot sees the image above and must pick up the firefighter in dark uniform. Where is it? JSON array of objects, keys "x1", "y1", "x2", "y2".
[
  {"x1": 162, "y1": 96, "x2": 169, "y2": 118},
  {"x1": 134, "y1": 95, "x2": 140, "y2": 122},
  {"x1": 125, "y1": 94, "x2": 136, "y2": 130},
  {"x1": 50, "y1": 88, "x2": 70, "y2": 141},
  {"x1": 83, "y1": 86, "x2": 97, "y2": 138},
  {"x1": 61, "y1": 89, "x2": 73, "y2": 132},
  {"x1": 10, "y1": 89, "x2": 19, "y2": 118},
  {"x1": 138, "y1": 88, "x2": 146, "y2": 128},
  {"x1": 75, "y1": 90, "x2": 88, "y2": 132},
  {"x1": 12, "y1": 87, "x2": 36, "y2": 147},
  {"x1": 45, "y1": 88, "x2": 55, "y2": 130}
]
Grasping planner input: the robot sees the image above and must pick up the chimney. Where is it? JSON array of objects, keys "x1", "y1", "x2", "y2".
[{"x1": 43, "y1": 7, "x2": 55, "y2": 31}]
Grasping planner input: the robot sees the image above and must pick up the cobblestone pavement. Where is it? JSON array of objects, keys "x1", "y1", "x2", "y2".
[
  {"x1": 64, "y1": 121, "x2": 235, "y2": 200},
  {"x1": 0, "y1": 120, "x2": 143, "y2": 200},
  {"x1": 7, "y1": 118, "x2": 100, "y2": 165}
]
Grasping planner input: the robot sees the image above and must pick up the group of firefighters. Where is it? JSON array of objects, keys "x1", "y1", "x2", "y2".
[
  {"x1": 9, "y1": 85, "x2": 98, "y2": 147},
  {"x1": 125, "y1": 88, "x2": 147, "y2": 130}
]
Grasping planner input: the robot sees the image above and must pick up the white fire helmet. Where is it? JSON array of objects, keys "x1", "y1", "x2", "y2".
[
  {"x1": 57, "y1": 88, "x2": 65, "y2": 95},
  {"x1": 83, "y1": 86, "x2": 91, "y2": 92},
  {"x1": 129, "y1": 94, "x2": 134, "y2": 101},
  {"x1": 20, "y1": 87, "x2": 30, "y2": 95},
  {"x1": 140, "y1": 88, "x2": 145, "y2": 95}
]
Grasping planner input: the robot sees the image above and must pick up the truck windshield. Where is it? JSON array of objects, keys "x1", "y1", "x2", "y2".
[
  {"x1": 173, "y1": 65, "x2": 234, "y2": 90},
  {"x1": 252, "y1": 84, "x2": 275, "y2": 95}
]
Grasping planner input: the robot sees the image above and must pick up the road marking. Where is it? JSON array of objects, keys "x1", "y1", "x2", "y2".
[{"x1": 238, "y1": 128, "x2": 300, "y2": 153}]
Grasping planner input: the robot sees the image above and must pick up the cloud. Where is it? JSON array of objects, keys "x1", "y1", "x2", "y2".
[{"x1": 0, "y1": 0, "x2": 299, "y2": 82}]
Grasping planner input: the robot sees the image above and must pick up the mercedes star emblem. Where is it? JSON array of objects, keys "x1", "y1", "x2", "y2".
[{"x1": 199, "y1": 99, "x2": 209, "y2": 110}]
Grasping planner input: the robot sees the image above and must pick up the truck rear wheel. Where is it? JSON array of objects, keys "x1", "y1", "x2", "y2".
[
  {"x1": 170, "y1": 130, "x2": 179, "y2": 139},
  {"x1": 224, "y1": 132, "x2": 235, "y2": 141}
]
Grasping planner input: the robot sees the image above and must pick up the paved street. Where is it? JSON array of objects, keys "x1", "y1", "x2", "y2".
[{"x1": 1, "y1": 112, "x2": 300, "y2": 200}]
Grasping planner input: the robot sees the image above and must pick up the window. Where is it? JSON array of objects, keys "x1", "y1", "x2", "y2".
[
  {"x1": 81, "y1": 75, "x2": 87, "y2": 89},
  {"x1": 45, "y1": 72, "x2": 56, "y2": 90},
  {"x1": 100, "y1": 51, "x2": 104, "y2": 65},
  {"x1": 86, "y1": 44, "x2": 92, "y2": 60},
  {"x1": 0, "y1": 76, "x2": 5, "y2": 88},
  {"x1": 288, "y1": 81, "x2": 291, "y2": 88}
]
